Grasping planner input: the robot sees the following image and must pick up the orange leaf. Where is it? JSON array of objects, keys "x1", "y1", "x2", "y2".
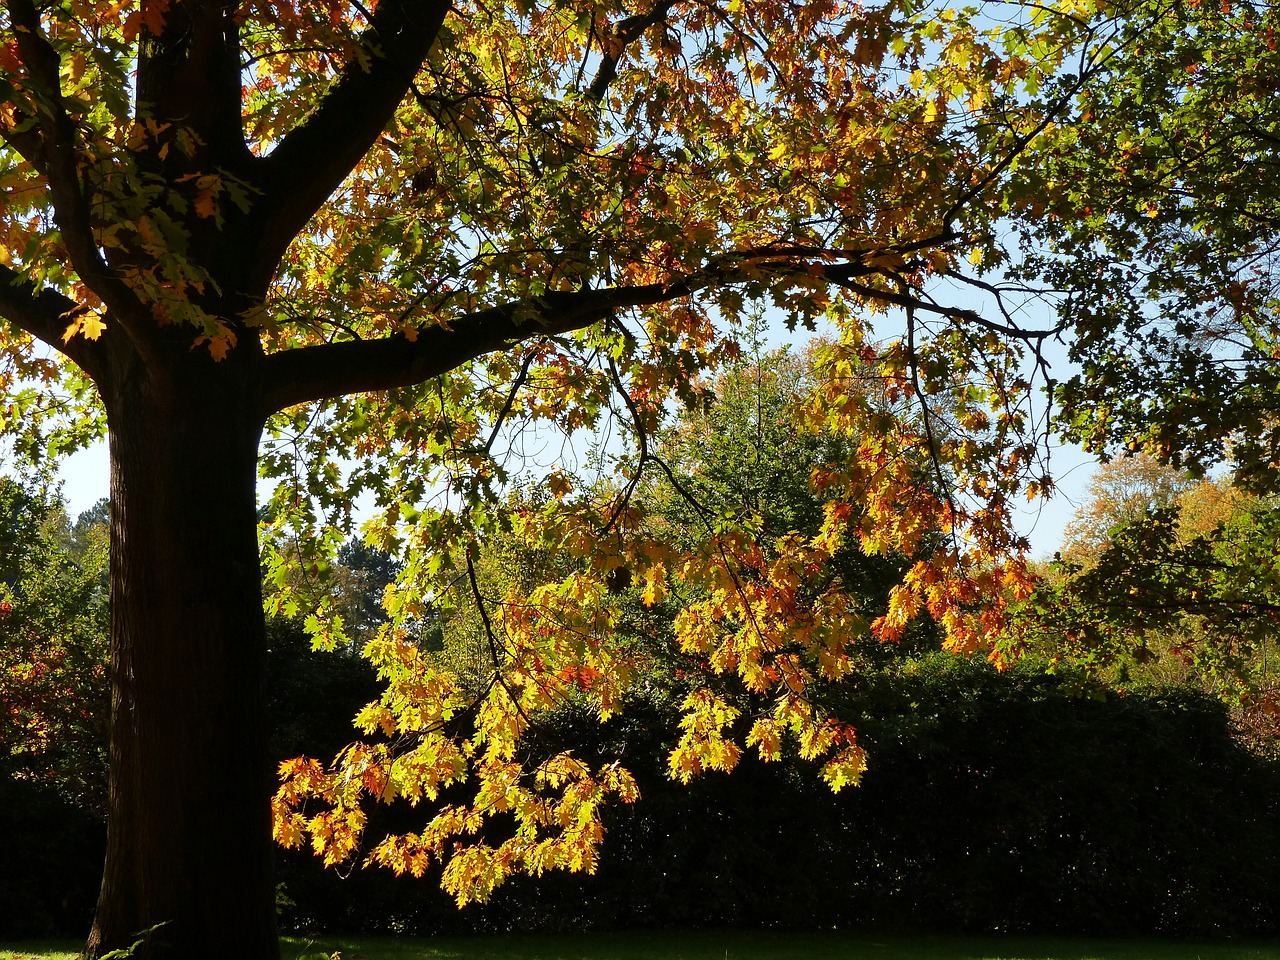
[
  {"x1": 142, "y1": 0, "x2": 171, "y2": 36},
  {"x1": 0, "y1": 40, "x2": 21, "y2": 74},
  {"x1": 192, "y1": 333, "x2": 237, "y2": 361},
  {"x1": 121, "y1": 9, "x2": 142, "y2": 41},
  {"x1": 194, "y1": 188, "x2": 218, "y2": 219},
  {"x1": 61, "y1": 312, "x2": 106, "y2": 342}
]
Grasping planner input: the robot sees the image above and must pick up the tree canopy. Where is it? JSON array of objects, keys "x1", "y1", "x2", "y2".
[
  {"x1": 1, "y1": 0, "x2": 1274, "y2": 956},
  {"x1": 1009, "y1": 0, "x2": 1280, "y2": 483},
  {"x1": 0, "y1": 481, "x2": 109, "y2": 811}
]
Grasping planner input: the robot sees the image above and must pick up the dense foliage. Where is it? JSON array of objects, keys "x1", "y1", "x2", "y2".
[
  {"x1": 4, "y1": 0, "x2": 1280, "y2": 951},
  {"x1": 1011, "y1": 0, "x2": 1280, "y2": 485},
  {"x1": 1007, "y1": 455, "x2": 1280, "y2": 727},
  {"x1": 0, "y1": 480, "x2": 109, "y2": 809}
]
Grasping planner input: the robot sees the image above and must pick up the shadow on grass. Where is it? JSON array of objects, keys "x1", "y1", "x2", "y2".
[
  {"x1": 279, "y1": 931, "x2": 1280, "y2": 960},
  {"x1": 7, "y1": 932, "x2": 1280, "y2": 960}
]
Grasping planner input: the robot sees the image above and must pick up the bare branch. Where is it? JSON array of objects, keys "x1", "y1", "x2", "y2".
[
  {"x1": 465, "y1": 551, "x2": 530, "y2": 724},
  {"x1": 830, "y1": 272, "x2": 1064, "y2": 343},
  {"x1": 481, "y1": 349, "x2": 537, "y2": 457},
  {"x1": 903, "y1": 298, "x2": 961, "y2": 554}
]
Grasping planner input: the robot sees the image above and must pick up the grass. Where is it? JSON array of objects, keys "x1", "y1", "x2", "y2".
[{"x1": 6, "y1": 931, "x2": 1280, "y2": 960}]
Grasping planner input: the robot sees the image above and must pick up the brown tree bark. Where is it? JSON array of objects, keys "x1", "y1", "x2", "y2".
[{"x1": 85, "y1": 342, "x2": 278, "y2": 960}]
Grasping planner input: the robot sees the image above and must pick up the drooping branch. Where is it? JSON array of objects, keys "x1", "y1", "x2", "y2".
[
  {"x1": 248, "y1": 0, "x2": 451, "y2": 291},
  {"x1": 0, "y1": 265, "x2": 102, "y2": 375}
]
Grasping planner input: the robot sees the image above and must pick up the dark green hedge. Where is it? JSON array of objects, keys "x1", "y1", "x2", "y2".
[
  {"x1": 6, "y1": 641, "x2": 1279, "y2": 940},
  {"x1": 275, "y1": 653, "x2": 1280, "y2": 939}
]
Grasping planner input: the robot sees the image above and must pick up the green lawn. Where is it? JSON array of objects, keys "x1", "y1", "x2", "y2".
[{"x1": 5, "y1": 932, "x2": 1280, "y2": 960}]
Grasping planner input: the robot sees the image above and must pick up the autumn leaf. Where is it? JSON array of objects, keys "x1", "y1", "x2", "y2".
[
  {"x1": 191, "y1": 332, "x2": 237, "y2": 361},
  {"x1": 194, "y1": 184, "x2": 221, "y2": 220},
  {"x1": 142, "y1": 0, "x2": 172, "y2": 36},
  {"x1": 62, "y1": 312, "x2": 107, "y2": 342}
]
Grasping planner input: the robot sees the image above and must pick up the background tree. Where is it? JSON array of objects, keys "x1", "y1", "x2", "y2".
[
  {"x1": 1011, "y1": 0, "x2": 1280, "y2": 486},
  {"x1": 0, "y1": 481, "x2": 109, "y2": 939},
  {"x1": 1057, "y1": 454, "x2": 1198, "y2": 565},
  {"x1": 0, "y1": 0, "x2": 1117, "y2": 955},
  {"x1": 642, "y1": 342, "x2": 942, "y2": 660},
  {"x1": 0, "y1": 480, "x2": 109, "y2": 811},
  {"x1": 1009, "y1": 466, "x2": 1280, "y2": 721}
]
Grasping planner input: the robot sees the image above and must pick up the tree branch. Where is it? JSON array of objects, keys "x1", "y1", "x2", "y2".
[
  {"x1": 260, "y1": 236, "x2": 980, "y2": 415},
  {"x1": 4, "y1": 0, "x2": 154, "y2": 361},
  {"x1": 248, "y1": 0, "x2": 452, "y2": 292},
  {"x1": 584, "y1": 1, "x2": 679, "y2": 103},
  {"x1": 0, "y1": 264, "x2": 102, "y2": 375},
  {"x1": 261, "y1": 284, "x2": 679, "y2": 414},
  {"x1": 829, "y1": 272, "x2": 1064, "y2": 342},
  {"x1": 0, "y1": 117, "x2": 47, "y2": 177}
]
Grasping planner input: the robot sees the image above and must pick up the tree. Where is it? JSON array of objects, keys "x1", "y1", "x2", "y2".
[
  {"x1": 0, "y1": 481, "x2": 110, "y2": 811},
  {"x1": 1057, "y1": 454, "x2": 1198, "y2": 565},
  {"x1": 1010, "y1": 0, "x2": 1280, "y2": 486},
  {"x1": 994, "y1": 0, "x2": 1280, "y2": 711},
  {"x1": 1011, "y1": 473, "x2": 1280, "y2": 703},
  {"x1": 0, "y1": 1, "x2": 1105, "y2": 956}
]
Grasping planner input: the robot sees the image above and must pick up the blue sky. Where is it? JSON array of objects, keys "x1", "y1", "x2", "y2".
[{"x1": 54, "y1": 405, "x2": 1097, "y2": 560}]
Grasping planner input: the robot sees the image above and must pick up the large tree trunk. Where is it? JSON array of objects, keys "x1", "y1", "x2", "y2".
[{"x1": 86, "y1": 349, "x2": 279, "y2": 960}]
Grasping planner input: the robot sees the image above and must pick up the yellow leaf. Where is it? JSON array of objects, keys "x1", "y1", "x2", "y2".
[
  {"x1": 640, "y1": 566, "x2": 667, "y2": 606},
  {"x1": 192, "y1": 332, "x2": 237, "y2": 361},
  {"x1": 82, "y1": 314, "x2": 107, "y2": 339},
  {"x1": 207, "y1": 335, "x2": 234, "y2": 361},
  {"x1": 194, "y1": 190, "x2": 218, "y2": 219},
  {"x1": 62, "y1": 312, "x2": 106, "y2": 342},
  {"x1": 193, "y1": 174, "x2": 222, "y2": 219},
  {"x1": 548, "y1": 471, "x2": 572, "y2": 498},
  {"x1": 747, "y1": 718, "x2": 782, "y2": 761}
]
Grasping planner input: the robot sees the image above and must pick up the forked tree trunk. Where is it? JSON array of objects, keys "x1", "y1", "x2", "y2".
[{"x1": 86, "y1": 351, "x2": 279, "y2": 960}]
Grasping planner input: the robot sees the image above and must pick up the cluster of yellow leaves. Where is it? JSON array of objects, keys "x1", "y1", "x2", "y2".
[
  {"x1": 274, "y1": 641, "x2": 640, "y2": 904},
  {"x1": 804, "y1": 335, "x2": 1037, "y2": 659},
  {"x1": 274, "y1": 324, "x2": 1045, "y2": 896}
]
